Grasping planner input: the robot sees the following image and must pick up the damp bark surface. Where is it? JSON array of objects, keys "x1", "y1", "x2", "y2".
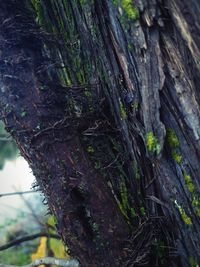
[{"x1": 0, "y1": 0, "x2": 200, "y2": 266}]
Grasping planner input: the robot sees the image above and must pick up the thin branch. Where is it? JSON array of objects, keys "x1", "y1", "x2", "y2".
[
  {"x1": 0, "y1": 190, "x2": 37, "y2": 198},
  {"x1": 17, "y1": 187, "x2": 44, "y2": 228},
  {"x1": 0, "y1": 257, "x2": 79, "y2": 267},
  {"x1": 0, "y1": 232, "x2": 60, "y2": 251}
]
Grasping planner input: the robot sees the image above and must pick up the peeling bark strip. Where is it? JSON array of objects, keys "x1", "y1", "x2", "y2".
[{"x1": 1, "y1": 0, "x2": 200, "y2": 266}]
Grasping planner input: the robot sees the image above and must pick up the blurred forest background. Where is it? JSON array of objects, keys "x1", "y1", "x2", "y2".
[{"x1": 0, "y1": 121, "x2": 68, "y2": 265}]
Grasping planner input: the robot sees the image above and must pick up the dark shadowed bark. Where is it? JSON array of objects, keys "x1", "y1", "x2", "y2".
[{"x1": 0, "y1": 0, "x2": 200, "y2": 266}]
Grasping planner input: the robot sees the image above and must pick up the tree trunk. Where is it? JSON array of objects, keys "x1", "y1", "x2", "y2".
[{"x1": 0, "y1": 0, "x2": 200, "y2": 266}]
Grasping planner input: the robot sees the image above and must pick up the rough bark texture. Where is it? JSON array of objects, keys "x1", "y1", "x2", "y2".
[{"x1": 0, "y1": 0, "x2": 200, "y2": 266}]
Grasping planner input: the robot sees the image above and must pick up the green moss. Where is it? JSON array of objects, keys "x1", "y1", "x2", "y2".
[
  {"x1": 166, "y1": 129, "x2": 180, "y2": 148},
  {"x1": 118, "y1": 179, "x2": 137, "y2": 222},
  {"x1": 87, "y1": 146, "x2": 95, "y2": 153},
  {"x1": 172, "y1": 151, "x2": 183, "y2": 164},
  {"x1": 184, "y1": 173, "x2": 192, "y2": 184},
  {"x1": 113, "y1": 0, "x2": 139, "y2": 20},
  {"x1": 131, "y1": 102, "x2": 139, "y2": 110},
  {"x1": 175, "y1": 202, "x2": 192, "y2": 225},
  {"x1": 166, "y1": 129, "x2": 184, "y2": 164},
  {"x1": 133, "y1": 161, "x2": 141, "y2": 180},
  {"x1": 188, "y1": 183, "x2": 196, "y2": 193},
  {"x1": 184, "y1": 173, "x2": 196, "y2": 193},
  {"x1": 195, "y1": 208, "x2": 200, "y2": 217},
  {"x1": 140, "y1": 206, "x2": 146, "y2": 216},
  {"x1": 113, "y1": 0, "x2": 119, "y2": 4},
  {"x1": 118, "y1": 203, "x2": 129, "y2": 221},
  {"x1": 192, "y1": 195, "x2": 200, "y2": 207},
  {"x1": 119, "y1": 101, "x2": 127, "y2": 119},
  {"x1": 120, "y1": 180, "x2": 129, "y2": 211},
  {"x1": 122, "y1": 0, "x2": 139, "y2": 20},
  {"x1": 84, "y1": 90, "x2": 92, "y2": 98},
  {"x1": 189, "y1": 256, "x2": 198, "y2": 267},
  {"x1": 80, "y1": 0, "x2": 94, "y2": 6},
  {"x1": 130, "y1": 207, "x2": 137, "y2": 218},
  {"x1": 191, "y1": 195, "x2": 200, "y2": 217},
  {"x1": 181, "y1": 211, "x2": 192, "y2": 225},
  {"x1": 94, "y1": 161, "x2": 101, "y2": 169},
  {"x1": 128, "y1": 42, "x2": 135, "y2": 51},
  {"x1": 80, "y1": 0, "x2": 87, "y2": 5},
  {"x1": 20, "y1": 110, "x2": 27, "y2": 118},
  {"x1": 146, "y1": 132, "x2": 161, "y2": 155}
]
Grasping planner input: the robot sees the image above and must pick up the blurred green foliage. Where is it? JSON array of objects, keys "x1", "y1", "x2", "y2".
[
  {"x1": 0, "y1": 121, "x2": 18, "y2": 170},
  {"x1": 0, "y1": 218, "x2": 38, "y2": 265},
  {"x1": 0, "y1": 248, "x2": 31, "y2": 265},
  {"x1": 0, "y1": 214, "x2": 68, "y2": 265},
  {"x1": 0, "y1": 196, "x2": 46, "y2": 265}
]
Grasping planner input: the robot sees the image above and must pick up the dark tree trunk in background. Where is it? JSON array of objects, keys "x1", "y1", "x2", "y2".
[{"x1": 0, "y1": 0, "x2": 200, "y2": 266}]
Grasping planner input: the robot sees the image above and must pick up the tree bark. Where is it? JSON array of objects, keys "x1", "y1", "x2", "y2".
[{"x1": 0, "y1": 0, "x2": 200, "y2": 266}]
